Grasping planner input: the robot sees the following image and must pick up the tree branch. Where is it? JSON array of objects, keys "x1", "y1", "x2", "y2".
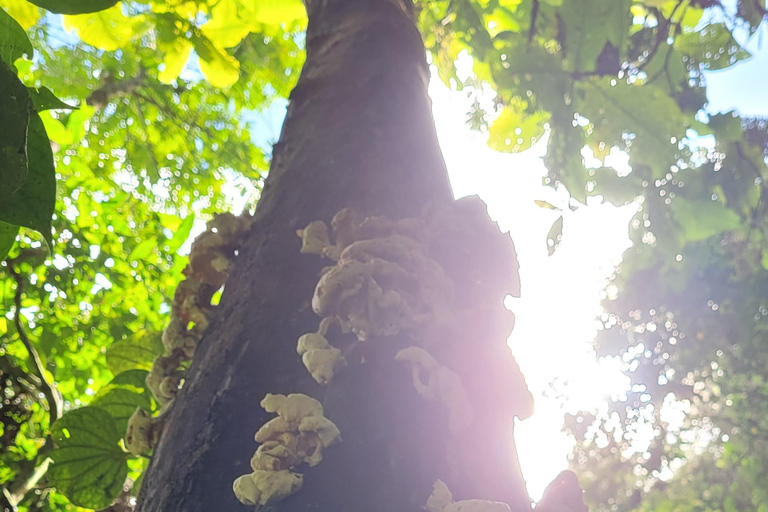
[
  {"x1": 6, "y1": 262, "x2": 62, "y2": 425},
  {"x1": 87, "y1": 70, "x2": 147, "y2": 110},
  {"x1": 528, "y1": 0, "x2": 539, "y2": 43}
]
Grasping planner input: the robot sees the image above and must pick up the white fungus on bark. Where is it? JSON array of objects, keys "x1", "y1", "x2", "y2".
[
  {"x1": 232, "y1": 470, "x2": 303, "y2": 507},
  {"x1": 235, "y1": 393, "x2": 341, "y2": 507},
  {"x1": 297, "y1": 332, "x2": 347, "y2": 385},
  {"x1": 260, "y1": 393, "x2": 325, "y2": 430},
  {"x1": 296, "y1": 220, "x2": 332, "y2": 256},
  {"x1": 426, "y1": 480, "x2": 512, "y2": 512},
  {"x1": 129, "y1": 212, "x2": 252, "y2": 456}
]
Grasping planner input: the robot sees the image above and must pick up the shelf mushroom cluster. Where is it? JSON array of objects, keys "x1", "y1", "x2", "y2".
[
  {"x1": 125, "y1": 212, "x2": 253, "y2": 456},
  {"x1": 297, "y1": 208, "x2": 454, "y2": 344},
  {"x1": 233, "y1": 393, "x2": 341, "y2": 506},
  {"x1": 232, "y1": 196, "x2": 532, "y2": 508},
  {"x1": 294, "y1": 207, "x2": 460, "y2": 387},
  {"x1": 426, "y1": 480, "x2": 511, "y2": 512}
]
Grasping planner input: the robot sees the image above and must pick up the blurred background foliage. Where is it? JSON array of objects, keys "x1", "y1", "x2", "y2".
[{"x1": 0, "y1": 0, "x2": 766, "y2": 510}]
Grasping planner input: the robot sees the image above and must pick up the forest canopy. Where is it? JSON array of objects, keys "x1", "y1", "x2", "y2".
[{"x1": 0, "y1": 0, "x2": 766, "y2": 511}]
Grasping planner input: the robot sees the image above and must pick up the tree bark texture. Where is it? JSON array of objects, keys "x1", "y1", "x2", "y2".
[{"x1": 136, "y1": 1, "x2": 531, "y2": 511}]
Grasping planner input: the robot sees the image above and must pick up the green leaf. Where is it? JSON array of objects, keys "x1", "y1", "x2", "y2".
[
  {"x1": 129, "y1": 238, "x2": 156, "y2": 261},
  {"x1": 201, "y1": 0, "x2": 252, "y2": 48},
  {"x1": 66, "y1": 103, "x2": 95, "y2": 142},
  {"x1": 158, "y1": 37, "x2": 192, "y2": 84},
  {"x1": 26, "y1": 0, "x2": 119, "y2": 15},
  {"x1": 488, "y1": 99, "x2": 549, "y2": 153},
  {"x1": 91, "y1": 387, "x2": 151, "y2": 433},
  {"x1": 0, "y1": 58, "x2": 30, "y2": 194},
  {"x1": 674, "y1": 23, "x2": 751, "y2": 70},
  {"x1": 0, "y1": 221, "x2": 19, "y2": 260},
  {"x1": 589, "y1": 167, "x2": 642, "y2": 205},
  {"x1": 105, "y1": 331, "x2": 162, "y2": 375},
  {"x1": 559, "y1": 0, "x2": 631, "y2": 72},
  {"x1": 579, "y1": 79, "x2": 687, "y2": 175},
  {"x1": 1, "y1": 0, "x2": 41, "y2": 29},
  {"x1": 48, "y1": 407, "x2": 128, "y2": 510},
  {"x1": 669, "y1": 197, "x2": 742, "y2": 242},
  {"x1": 0, "y1": 5, "x2": 32, "y2": 66},
  {"x1": 166, "y1": 214, "x2": 194, "y2": 253},
  {"x1": 93, "y1": 370, "x2": 153, "y2": 431},
  {"x1": 108, "y1": 369, "x2": 150, "y2": 391},
  {"x1": 191, "y1": 33, "x2": 241, "y2": 88},
  {"x1": 249, "y1": 0, "x2": 306, "y2": 24},
  {"x1": 547, "y1": 215, "x2": 564, "y2": 256},
  {"x1": 708, "y1": 112, "x2": 743, "y2": 143},
  {"x1": 40, "y1": 110, "x2": 74, "y2": 145},
  {"x1": 534, "y1": 200, "x2": 560, "y2": 210},
  {"x1": 62, "y1": 6, "x2": 147, "y2": 51},
  {"x1": 641, "y1": 42, "x2": 686, "y2": 94},
  {"x1": 27, "y1": 86, "x2": 76, "y2": 111},
  {"x1": 0, "y1": 76, "x2": 55, "y2": 247}
]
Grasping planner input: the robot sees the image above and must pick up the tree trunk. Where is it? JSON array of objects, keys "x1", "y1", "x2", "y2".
[{"x1": 135, "y1": 1, "x2": 531, "y2": 511}]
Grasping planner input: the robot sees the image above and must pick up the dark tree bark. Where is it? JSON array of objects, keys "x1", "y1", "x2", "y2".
[{"x1": 136, "y1": 1, "x2": 531, "y2": 511}]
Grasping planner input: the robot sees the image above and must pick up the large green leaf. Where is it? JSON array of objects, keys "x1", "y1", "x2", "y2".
[
  {"x1": 249, "y1": 0, "x2": 306, "y2": 24},
  {"x1": 1, "y1": 0, "x2": 41, "y2": 29},
  {"x1": 27, "y1": 86, "x2": 76, "y2": 111},
  {"x1": 674, "y1": 23, "x2": 751, "y2": 71},
  {"x1": 62, "y1": 6, "x2": 148, "y2": 51},
  {"x1": 26, "y1": 0, "x2": 119, "y2": 15},
  {"x1": 48, "y1": 407, "x2": 128, "y2": 510},
  {"x1": 105, "y1": 331, "x2": 162, "y2": 375},
  {"x1": 0, "y1": 5, "x2": 33, "y2": 66},
  {"x1": 158, "y1": 37, "x2": 192, "y2": 84},
  {"x1": 91, "y1": 370, "x2": 152, "y2": 434},
  {"x1": 201, "y1": 0, "x2": 252, "y2": 48},
  {"x1": 91, "y1": 387, "x2": 151, "y2": 433},
  {"x1": 108, "y1": 368, "x2": 151, "y2": 391},
  {"x1": 559, "y1": 0, "x2": 631, "y2": 72},
  {"x1": 0, "y1": 220, "x2": 19, "y2": 260},
  {"x1": 0, "y1": 77, "x2": 55, "y2": 246},
  {"x1": 0, "y1": 57, "x2": 30, "y2": 194},
  {"x1": 579, "y1": 79, "x2": 687, "y2": 175},
  {"x1": 588, "y1": 167, "x2": 642, "y2": 206},
  {"x1": 669, "y1": 197, "x2": 742, "y2": 242},
  {"x1": 488, "y1": 99, "x2": 549, "y2": 153},
  {"x1": 191, "y1": 32, "x2": 241, "y2": 88}
]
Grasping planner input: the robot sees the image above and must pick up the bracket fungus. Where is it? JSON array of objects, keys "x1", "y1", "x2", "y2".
[
  {"x1": 426, "y1": 480, "x2": 511, "y2": 512},
  {"x1": 235, "y1": 393, "x2": 341, "y2": 507},
  {"x1": 296, "y1": 220, "x2": 332, "y2": 256},
  {"x1": 395, "y1": 347, "x2": 473, "y2": 433},
  {"x1": 124, "y1": 407, "x2": 165, "y2": 456},
  {"x1": 145, "y1": 348, "x2": 187, "y2": 409},
  {"x1": 297, "y1": 331, "x2": 347, "y2": 385},
  {"x1": 302, "y1": 210, "x2": 454, "y2": 342},
  {"x1": 233, "y1": 470, "x2": 303, "y2": 507},
  {"x1": 130, "y1": 212, "x2": 252, "y2": 452}
]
